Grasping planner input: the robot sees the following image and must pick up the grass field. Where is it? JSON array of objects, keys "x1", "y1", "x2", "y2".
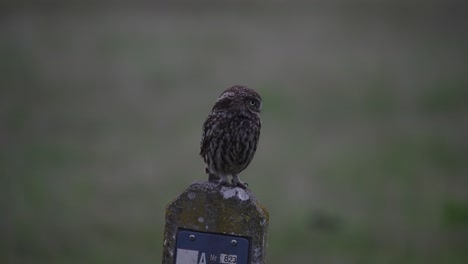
[{"x1": 1, "y1": 2, "x2": 468, "y2": 263}]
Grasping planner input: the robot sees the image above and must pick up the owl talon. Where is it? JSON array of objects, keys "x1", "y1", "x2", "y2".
[
  {"x1": 232, "y1": 175, "x2": 248, "y2": 189},
  {"x1": 234, "y1": 181, "x2": 248, "y2": 189},
  {"x1": 217, "y1": 181, "x2": 230, "y2": 188},
  {"x1": 208, "y1": 173, "x2": 218, "y2": 182},
  {"x1": 210, "y1": 175, "x2": 229, "y2": 188}
]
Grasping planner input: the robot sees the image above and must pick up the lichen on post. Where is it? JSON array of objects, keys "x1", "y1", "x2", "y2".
[{"x1": 162, "y1": 181, "x2": 269, "y2": 264}]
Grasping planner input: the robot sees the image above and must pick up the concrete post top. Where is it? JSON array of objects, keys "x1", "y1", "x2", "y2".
[{"x1": 163, "y1": 181, "x2": 269, "y2": 264}]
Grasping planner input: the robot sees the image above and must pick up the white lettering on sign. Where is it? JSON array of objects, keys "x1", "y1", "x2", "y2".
[
  {"x1": 198, "y1": 252, "x2": 206, "y2": 264},
  {"x1": 209, "y1": 254, "x2": 217, "y2": 262},
  {"x1": 219, "y1": 254, "x2": 238, "y2": 264},
  {"x1": 176, "y1": 249, "x2": 198, "y2": 264}
]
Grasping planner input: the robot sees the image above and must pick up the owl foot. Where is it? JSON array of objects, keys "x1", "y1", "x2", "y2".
[
  {"x1": 234, "y1": 181, "x2": 248, "y2": 189},
  {"x1": 209, "y1": 174, "x2": 229, "y2": 188},
  {"x1": 217, "y1": 181, "x2": 231, "y2": 188},
  {"x1": 232, "y1": 175, "x2": 248, "y2": 189},
  {"x1": 208, "y1": 172, "x2": 218, "y2": 182}
]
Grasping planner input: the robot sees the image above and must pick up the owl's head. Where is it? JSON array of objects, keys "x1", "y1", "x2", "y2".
[{"x1": 214, "y1": 85, "x2": 262, "y2": 114}]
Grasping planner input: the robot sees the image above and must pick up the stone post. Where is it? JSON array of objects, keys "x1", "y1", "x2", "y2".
[{"x1": 162, "y1": 181, "x2": 269, "y2": 264}]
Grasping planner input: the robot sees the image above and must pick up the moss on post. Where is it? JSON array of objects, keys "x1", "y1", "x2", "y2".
[{"x1": 162, "y1": 181, "x2": 269, "y2": 264}]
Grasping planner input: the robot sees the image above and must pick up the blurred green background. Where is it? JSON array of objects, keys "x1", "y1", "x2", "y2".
[{"x1": 1, "y1": 1, "x2": 468, "y2": 263}]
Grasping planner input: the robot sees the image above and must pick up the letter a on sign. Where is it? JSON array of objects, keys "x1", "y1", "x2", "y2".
[{"x1": 198, "y1": 252, "x2": 206, "y2": 264}]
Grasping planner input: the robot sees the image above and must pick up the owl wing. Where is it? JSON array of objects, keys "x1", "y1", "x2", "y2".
[{"x1": 200, "y1": 113, "x2": 216, "y2": 157}]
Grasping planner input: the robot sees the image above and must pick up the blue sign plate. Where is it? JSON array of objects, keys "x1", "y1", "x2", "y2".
[{"x1": 175, "y1": 229, "x2": 249, "y2": 264}]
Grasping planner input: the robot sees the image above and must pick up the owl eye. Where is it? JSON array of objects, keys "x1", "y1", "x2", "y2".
[{"x1": 249, "y1": 100, "x2": 256, "y2": 106}]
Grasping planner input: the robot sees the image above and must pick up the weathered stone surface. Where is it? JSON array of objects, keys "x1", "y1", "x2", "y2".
[{"x1": 162, "y1": 181, "x2": 269, "y2": 264}]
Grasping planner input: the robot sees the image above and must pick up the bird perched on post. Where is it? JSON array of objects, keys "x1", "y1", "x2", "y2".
[{"x1": 200, "y1": 85, "x2": 262, "y2": 188}]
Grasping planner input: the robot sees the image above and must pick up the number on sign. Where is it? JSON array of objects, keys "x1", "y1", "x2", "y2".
[{"x1": 220, "y1": 254, "x2": 237, "y2": 264}]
